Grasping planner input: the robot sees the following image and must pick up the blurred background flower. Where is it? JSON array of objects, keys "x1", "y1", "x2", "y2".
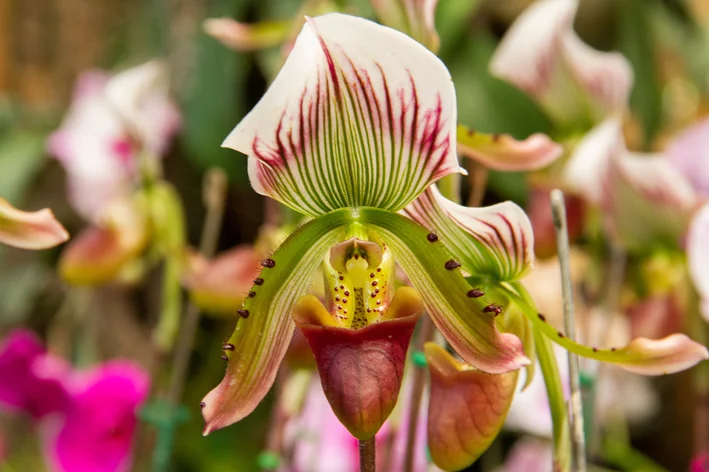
[{"x1": 0, "y1": 0, "x2": 708, "y2": 471}]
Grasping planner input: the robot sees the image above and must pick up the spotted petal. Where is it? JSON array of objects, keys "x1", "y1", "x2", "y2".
[
  {"x1": 201, "y1": 209, "x2": 351, "y2": 434},
  {"x1": 457, "y1": 125, "x2": 563, "y2": 171},
  {"x1": 0, "y1": 198, "x2": 69, "y2": 250},
  {"x1": 405, "y1": 185, "x2": 534, "y2": 282},
  {"x1": 490, "y1": 0, "x2": 632, "y2": 128},
  {"x1": 358, "y1": 207, "x2": 530, "y2": 374},
  {"x1": 223, "y1": 13, "x2": 462, "y2": 216},
  {"x1": 688, "y1": 202, "x2": 709, "y2": 322}
]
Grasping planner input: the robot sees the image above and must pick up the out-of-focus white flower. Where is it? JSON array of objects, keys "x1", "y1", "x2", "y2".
[{"x1": 47, "y1": 61, "x2": 181, "y2": 222}]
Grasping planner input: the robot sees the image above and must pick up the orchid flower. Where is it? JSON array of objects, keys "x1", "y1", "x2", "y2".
[
  {"x1": 404, "y1": 179, "x2": 707, "y2": 468},
  {"x1": 0, "y1": 330, "x2": 149, "y2": 472},
  {"x1": 47, "y1": 61, "x2": 180, "y2": 223},
  {"x1": 0, "y1": 198, "x2": 68, "y2": 249},
  {"x1": 489, "y1": 0, "x2": 633, "y2": 131},
  {"x1": 201, "y1": 13, "x2": 533, "y2": 438},
  {"x1": 48, "y1": 62, "x2": 182, "y2": 286}
]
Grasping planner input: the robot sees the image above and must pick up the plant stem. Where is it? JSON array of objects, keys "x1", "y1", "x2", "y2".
[
  {"x1": 467, "y1": 162, "x2": 489, "y2": 207},
  {"x1": 150, "y1": 168, "x2": 227, "y2": 472},
  {"x1": 402, "y1": 317, "x2": 434, "y2": 472},
  {"x1": 550, "y1": 189, "x2": 586, "y2": 472},
  {"x1": 359, "y1": 437, "x2": 376, "y2": 472},
  {"x1": 536, "y1": 330, "x2": 571, "y2": 472}
]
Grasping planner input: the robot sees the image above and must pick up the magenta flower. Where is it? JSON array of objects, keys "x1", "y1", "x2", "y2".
[
  {"x1": 0, "y1": 330, "x2": 70, "y2": 419},
  {"x1": 0, "y1": 330, "x2": 149, "y2": 472},
  {"x1": 44, "y1": 362, "x2": 150, "y2": 472}
]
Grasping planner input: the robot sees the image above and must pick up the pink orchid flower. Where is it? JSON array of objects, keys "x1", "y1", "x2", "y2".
[
  {"x1": 0, "y1": 330, "x2": 149, "y2": 472},
  {"x1": 47, "y1": 61, "x2": 181, "y2": 222}
]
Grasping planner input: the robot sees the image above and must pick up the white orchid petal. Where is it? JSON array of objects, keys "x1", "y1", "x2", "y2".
[{"x1": 224, "y1": 13, "x2": 462, "y2": 216}]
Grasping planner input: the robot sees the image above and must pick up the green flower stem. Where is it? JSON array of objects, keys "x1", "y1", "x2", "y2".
[
  {"x1": 535, "y1": 329, "x2": 571, "y2": 472},
  {"x1": 466, "y1": 161, "x2": 489, "y2": 208},
  {"x1": 551, "y1": 189, "x2": 586, "y2": 472}
]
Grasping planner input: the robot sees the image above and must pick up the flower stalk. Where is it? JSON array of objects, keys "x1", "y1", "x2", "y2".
[
  {"x1": 359, "y1": 437, "x2": 376, "y2": 472},
  {"x1": 551, "y1": 189, "x2": 587, "y2": 471},
  {"x1": 150, "y1": 168, "x2": 227, "y2": 472}
]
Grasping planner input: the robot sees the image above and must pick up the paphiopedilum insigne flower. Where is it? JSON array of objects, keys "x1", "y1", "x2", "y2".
[{"x1": 201, "y1": 13, "x2": 534, "y2": 435}]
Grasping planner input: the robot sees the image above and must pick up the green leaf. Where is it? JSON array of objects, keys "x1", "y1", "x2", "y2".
[
  {"x1": 357, "y1": 207, "x2": 529, "y2": 374},
  {"x1": 201, "y1": 208, "x2": 352, "y2": 433}
]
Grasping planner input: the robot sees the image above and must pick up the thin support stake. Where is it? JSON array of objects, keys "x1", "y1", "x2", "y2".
[{"x1": 550, "y1": 188, "x2": 587, "y2": 472}]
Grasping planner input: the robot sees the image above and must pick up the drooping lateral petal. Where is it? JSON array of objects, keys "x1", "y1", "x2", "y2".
[
  {"x1": 201, "y1": 209, "x2": 351, "y2": 434},
  {"x1": 688, "y1": 202, "x2": 709, "y2": 322},
  {"x1": 0, "y1": 199, "x2": 69, "y2": 250},
  {"x1": 405, "y1": 186, "x2": 534, "y2": 282},
  {"x1": 203, "y1": 18, "x2": 290, "y2": 52},
  {"x1": 357, "y1": 207, "x2": 530, "y2": 374},
  {"x1": 425, "y1": 343, "x2": 518, "y2": 471},
  {"x1": 457, "y1": 125, "x2": 563, "y2": 171},
  {"x1": 507, "y1": 284, "x2": 709, "y2": 375},
  {"x1": 223, "y1": 13, "x2": 462, "y2": 216},
  {"x1": 607, "y1": 151, "x2": 697, "y2": 251}
]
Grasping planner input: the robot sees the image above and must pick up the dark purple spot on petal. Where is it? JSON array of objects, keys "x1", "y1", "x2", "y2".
[
  {"x1": 427, "y1": 232, "x2": 438, "y2": 242},
  {"x1": 261, "y1": 259, "x2": 276, "y2": 268},
  {"x1": 445, "y1": 260, "x2": 461, "y2": 270},
  {"x1": 467, "y1": 289, "x2": 485, "y2": 298}
]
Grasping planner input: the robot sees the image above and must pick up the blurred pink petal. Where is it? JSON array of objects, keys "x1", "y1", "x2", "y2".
[
  {"x1": 0, "y1": 330, "x2": 70, "y2": 419},
  {"x1": 667, "y1": 117, "x2": 709, "y2": 198},
  {"x1": 203, "y1": 18, "x2": 289, "y2": 52},
  {"x1": 48, "y1": 62, "x2": 180, "y2": 222},
  {"x1": 692, "y1": 451, "x2": 709, "y2": 472},
  {"x1": 688, "y1": 202, "x2": 709, "y2": 322},
  {"x1": 495, "y1": 438, "x2": 552, "y2": 472},
  {"x1": 0, "y1": 199, "x2": 69, "y2": 250},
  {"x1": 563, "y1": 118, "x2": 623, "y2": 205},
  {"x1": 183, "y1": 245, "x2": 262, "y2": 315},
  {"x1": 457, "y1": 126, "x2": 563, "y2": 171},
  {"x1": 606, "y1": 151, "x2": 697, "y2": 251},
  {"x1": 490, "y1": 0, "x2": 632, "y2": 127},
  {"x1": 45, "y1": 362, "x2": 150, "y2": 472}
]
